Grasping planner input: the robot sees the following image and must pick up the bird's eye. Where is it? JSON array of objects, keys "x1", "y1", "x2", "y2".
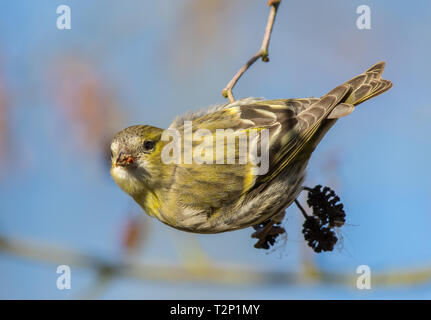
[{"x1": 143, "y1": 140, "x2": 154, "y2": 151}]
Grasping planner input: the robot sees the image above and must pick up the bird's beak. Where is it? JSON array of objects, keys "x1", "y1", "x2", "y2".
[{"x1": 115, "y1": 151, "x2": 135, "y2": 167}]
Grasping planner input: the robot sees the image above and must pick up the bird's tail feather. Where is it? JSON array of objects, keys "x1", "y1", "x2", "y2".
[
  {"x1": 325, "y1": 61, "x2": 392, "y2": 119},
  {"x1": 344, "y1": 61, "x2": 393, "y2": 106}
]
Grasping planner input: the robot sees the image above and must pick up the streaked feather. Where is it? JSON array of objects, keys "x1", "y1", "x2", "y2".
[{"x1": 111, "y1": 62, "x2": 393, "y2": 233}]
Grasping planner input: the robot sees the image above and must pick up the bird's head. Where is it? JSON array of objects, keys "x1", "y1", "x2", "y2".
[{"x1": 110, "y1": 125, "x2": 165, "y2": 196}]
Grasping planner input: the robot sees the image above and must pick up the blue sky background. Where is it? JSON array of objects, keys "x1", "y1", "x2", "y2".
[{"x1": 0, "y1": 0, "x2": 430, "y2": 299}]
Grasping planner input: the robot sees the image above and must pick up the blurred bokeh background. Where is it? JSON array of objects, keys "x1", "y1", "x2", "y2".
[{"x1": 0, "y1": 0, "x2": 430, "y2": 299}]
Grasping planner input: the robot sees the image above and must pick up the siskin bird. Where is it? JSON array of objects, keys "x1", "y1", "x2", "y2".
[{"x1": 110, "y1": 62, "x2": 392, "y2": 234}]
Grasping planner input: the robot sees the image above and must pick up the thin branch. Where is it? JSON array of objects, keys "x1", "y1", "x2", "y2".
[
  {"x1": 295, "y1": 199, "x2": 309, "y2": 220},
  {"x1": 222, "y1": 0, "x2": 281, "y2": 102}
]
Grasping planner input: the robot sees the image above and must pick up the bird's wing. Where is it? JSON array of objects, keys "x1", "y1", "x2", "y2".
[
  {"x1": 166, "y1": 62, "x2": 392, "y2": 217},
  {"x1": 254, "y1": 61, "x2": 392, "y2": 185},
  {"x1": 166, "y1": 89, "x2": 348, "y2": 214},
  {"x1": 255, "y1": 84, "x2": 351, "y2": 185}
]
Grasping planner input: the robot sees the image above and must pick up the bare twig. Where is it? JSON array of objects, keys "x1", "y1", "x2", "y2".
[
  {"x1": 295, "y1": 199, "x2": 309, "y2": 219},
  {"x1": 222, "y1": 0, "x2": 281, "y2": 102}
]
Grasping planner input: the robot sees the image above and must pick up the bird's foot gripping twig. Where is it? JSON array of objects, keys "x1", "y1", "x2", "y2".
[
  {"x1": 251, "y1": 218, "x2": 286, "y2": 250},
  {"x1": 296, "y1": 185, "x2": 346, "y2": 253}
]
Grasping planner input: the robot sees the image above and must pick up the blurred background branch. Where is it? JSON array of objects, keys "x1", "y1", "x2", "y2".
[{"x1": 1, "y1": 233, "x2": 431, "y2": 299}]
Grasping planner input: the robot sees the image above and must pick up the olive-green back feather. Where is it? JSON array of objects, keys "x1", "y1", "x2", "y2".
[{"x1": 166, "y1": 62, "x2": 392, "y2": 214}]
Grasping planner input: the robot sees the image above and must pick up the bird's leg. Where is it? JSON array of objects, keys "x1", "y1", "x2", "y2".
[{"x1": 251, "y1": 211, "x2": 286, "y2": 249}]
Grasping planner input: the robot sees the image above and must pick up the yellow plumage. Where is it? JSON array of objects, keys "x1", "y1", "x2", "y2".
[{"x1": 110, "y1": 62, "x2": 392, "y2": 234}]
